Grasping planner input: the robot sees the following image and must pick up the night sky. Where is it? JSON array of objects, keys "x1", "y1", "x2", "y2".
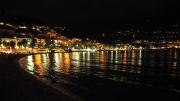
[{"x1": 0, "y1": 0, "x2": 180, "y2": 32}]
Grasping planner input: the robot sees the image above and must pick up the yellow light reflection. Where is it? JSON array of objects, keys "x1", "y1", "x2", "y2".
[
  {"x1": 82, "y1": 52, "x2": 86, "y2": 61},
  {"x1": 72, "y1": 52, "x2": 80, "y2": 67},
  {"x1": 131, "y1": 50, "x2": 135, "y2": 65},
  {"x1": 72, "y1": 52, "x2": 81, "y2": 72},
  {"x1": 42, "y1": 54, "x2": 49, "y2": 66},
  {"x1": 54, "y1": 53, "x2": 60, "y2": 71},
  {"x1": 115, "y1": 51, "x2": 118, "y2": 62},
  {"x1": 34, "y1": 54, "x2": 45, "y2": 76},
  {"x1": 72, "y1": 52, "x2": 80, "y2": 61},
  {"x1": 110, "y1": 51, "x2": 114, "y2": 62},
  {"x1": 62, "y1": 53, "x2": 71, "y2": 75},
  {"x1": 123, "y1": 50, "x2": 127, "y2": 64},
  {"x1": 87, "y1": 52, "x2": 90, "y2": 62},
  {"x1": 27, "y1": 55, "x2": 34, "y2": 72},
  {"x1": 138, "y1": 50, "x2": 142, "y2": 66},
  {"x1": 99, "y1": 51, "x2": 107, "y2": 70},
  {"x1": 99, "y1": 51, "x2": 105, "y2": 62}
]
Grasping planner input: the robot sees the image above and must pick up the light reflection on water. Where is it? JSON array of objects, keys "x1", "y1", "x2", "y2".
[{"x1": 18, "y1": 49, "x2": 180, "y2": 94}]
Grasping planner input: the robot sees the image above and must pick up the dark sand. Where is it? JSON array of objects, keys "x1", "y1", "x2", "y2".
[
  {"x1": 0, "y1": 54, "x2": 82, "y2": 101},
  {"x1": 0, "y1": 54, "x2": 180, "y2": 101}
]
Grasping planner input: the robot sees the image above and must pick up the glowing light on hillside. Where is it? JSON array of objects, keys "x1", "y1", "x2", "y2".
[
  {"x1": 19, "y1": 26, "x2": 27, "y2": 29},
  {"x1": 0, "y1": 22, "x2": 4, "y2": 25}
]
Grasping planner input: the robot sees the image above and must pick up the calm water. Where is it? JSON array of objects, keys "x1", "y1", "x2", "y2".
[{"x1": 18, "y1": 49, "x2": 180, "y2": 100}]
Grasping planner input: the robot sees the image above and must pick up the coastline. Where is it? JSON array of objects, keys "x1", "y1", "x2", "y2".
[
  {"x1": 0, "y1": 53, "x2": 180, "y2": 101},
  {"x1": 0, "y1": 54, "x2": 82, "y2": 101}
]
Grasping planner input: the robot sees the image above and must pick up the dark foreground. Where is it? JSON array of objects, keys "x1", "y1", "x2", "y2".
[
  {"x1": 0, "y1": 54, "x2": 82, "y2": 101},
  {"x1": 0, "y1": 54, "x2": 180, "y2": 101}
]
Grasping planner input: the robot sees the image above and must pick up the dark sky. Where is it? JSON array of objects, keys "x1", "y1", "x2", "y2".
[{"x1": 0, "y1": 0, "x2": 180, "y2": 31}]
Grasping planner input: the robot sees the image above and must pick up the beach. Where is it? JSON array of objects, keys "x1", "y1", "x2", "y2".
[
  {"x1": 0, "y1": 53, "x2": 180, "y2": 101},
  {"x1": 0, "y1": 54, "x2": 82, "y2": 101}
]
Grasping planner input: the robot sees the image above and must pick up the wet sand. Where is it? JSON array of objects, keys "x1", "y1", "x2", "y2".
[
  {"x1": 0, "y1": 54, "x2": 82, "y2": 101},
  {"x1": 0, "y1": 54, "x2": 180, "y2": 101}
]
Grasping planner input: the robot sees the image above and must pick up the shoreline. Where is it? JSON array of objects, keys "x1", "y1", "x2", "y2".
[
  {"x1": 0, "y1": 54, "x2": 83, "y2": 101},
  {"x1": 0, "y1": 53, "x2": 180, "y2": 101}
]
